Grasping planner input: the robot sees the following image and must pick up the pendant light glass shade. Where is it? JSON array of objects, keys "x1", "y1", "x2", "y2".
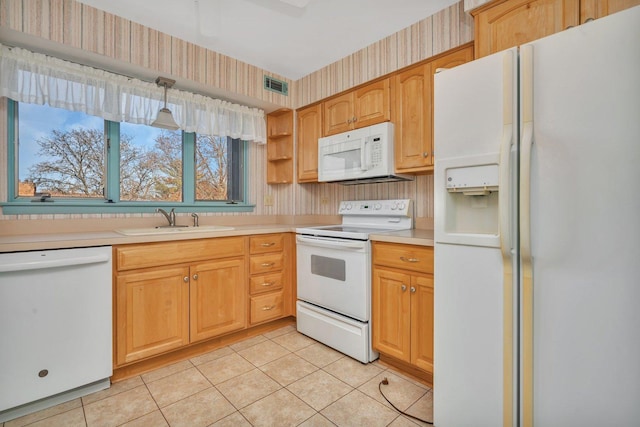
[{"x1": 152, "y1": 77, "x2": 179, "y2": 130}]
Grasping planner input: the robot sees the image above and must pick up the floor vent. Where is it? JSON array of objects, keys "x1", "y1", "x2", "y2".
[{"x1": 264, "y1": 75, "x2": 288, "y2": 96}]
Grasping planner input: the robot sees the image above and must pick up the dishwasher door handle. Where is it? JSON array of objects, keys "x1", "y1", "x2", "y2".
[{"x1": 0, "y1": 251, "x2": 111, "y2": 273}]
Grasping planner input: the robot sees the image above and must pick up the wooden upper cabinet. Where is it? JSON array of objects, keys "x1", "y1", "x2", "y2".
[
  {"x1": 323, "y1": 78, "x2": 391, "y2": 136},
  {"x1": 431, "y1": 45, "x2": 475, "y2": 73},
  {"x1": 473, "y1": 0, "x2": 580, "y2": 58},
  {"x1": 474, "y1": 0, "x2": 639, "y2": 58},
  {"x1": 296, "y1": 103, "x2": 322, "y2": 183},
  {"x1": 580, "y1": 0, "x2": 640, "y2": 21},
  {"x1": 354, "y1": 78, "x2": 391, "y2": 128},
  {"x1": 393, "y1": 44, "x2": 473, "y2": 173},
  {"x1": 324, "y1": 92, "x2": 354, "y2": 135},
  {"x1": 393, "y1": 62, "x2": 432, "y2": 172}
]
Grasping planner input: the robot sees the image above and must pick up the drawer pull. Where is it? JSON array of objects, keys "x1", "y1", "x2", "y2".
[
  {"x1": 400, "y1": 256, "x2": 420, "y2": 263},
  {"x1": 260, "y1": 242, "x2": 276, "y2": 247},
  {"x1": 261, "y1": 281, "x2": 275, "y2": 287},
  {"x1": 410, "y1": 286, "x2": 416, "y2": 293},
  {"x1": 262, "y1": 305, "x2": 276, "y2": 311},
  {"x1": 401, "y1": 284, "x2": 407, "y2": 292},
  {"x1": 261, "y1": 262, "x2": 276, "y2": 267},
  {"x1": 183, "y1": 276, "x2": 189, "y2": 283}
]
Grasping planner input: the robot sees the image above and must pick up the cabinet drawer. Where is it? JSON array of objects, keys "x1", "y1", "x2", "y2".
[
  {"x1": 250, "y1": 234, "x2": 285, "y2": 254},
  {"x1": 250, "y1": 291, "x2": 284, "y2": 324},
  {"x1": 372, "y1": 242, "x2": 433, "y2": 274},
  {"x1": 116, "y1": 237, "x2": 245, "y2": 271},
  {"x1": 250, "y1": 252, "x2": 284, "y2": 274},
  {"x1": 250, "y1": 272, "x2": 284, "y2": 295}
]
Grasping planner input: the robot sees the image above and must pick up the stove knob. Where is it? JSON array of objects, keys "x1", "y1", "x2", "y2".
[
  {"x1": 345, "y1": 203, "x2": 352, "y2": 210},
  {"x1": 390, "y1": 202, "x2": 398, "y2": 210},
  {"x1": 374, "y1": 203, "x2": 382, "y2": 210},
  {"x1": 398, "y1": 202, "x2": 406, "y2": 210}
]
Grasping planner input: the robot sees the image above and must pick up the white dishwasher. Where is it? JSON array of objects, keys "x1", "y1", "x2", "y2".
[{"x1": 0, "y1": 246, "x2": 112, "y2": 422}]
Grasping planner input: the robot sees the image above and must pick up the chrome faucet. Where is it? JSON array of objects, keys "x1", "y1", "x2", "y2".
[
  {"x1": 191, "y1": 213, "x2": 199, "y2": 227},
  {"x1": 156, "y1": 208, "x2": 176, "y2": 227}
]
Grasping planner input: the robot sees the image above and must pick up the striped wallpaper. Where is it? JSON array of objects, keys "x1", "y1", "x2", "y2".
[{"x1": 0, "y1": 0, "x2": 473, "y2": 228}]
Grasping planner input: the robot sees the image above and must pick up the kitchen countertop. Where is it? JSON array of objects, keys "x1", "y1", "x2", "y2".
[
  {"x1": 370, "y1": 228, "x2": 434, "y2": 246},
  {"x1": 0, "y1": 225, "x2": 435, "y2": 253}
]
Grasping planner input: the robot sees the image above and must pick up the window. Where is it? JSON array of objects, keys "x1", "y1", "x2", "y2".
[
  {"x1": 119, "y1": 122, "x2": 182, "y2": 202},
  {"x1": 17, "y1": 103, "x2": 105, "y2": 199},
  {"x1": 7, "y1": 101, "x2": 249, "y2": 213}
]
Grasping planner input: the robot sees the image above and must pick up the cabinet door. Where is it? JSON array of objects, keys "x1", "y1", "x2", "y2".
[
  {"x1": 372, "y1": 268, "x2": 411, "y2": 362},
  {"x1": 354, "y1": 78, "x2": 391, "y2": 129},
  {"x1": 116, "y1": 266, "x2": 190, "y2": 365},
  {"x1": 393, "y1": 63, "x2": 433, "y2": 171},
  {"x1": 474, "y1": 0, "x2": 580, "y2": 58},
  {"x1": 296, "y1": 104, "x2": 322, "y2": 183},
  {"x1": 190, "y1": 258, "x2": 246, "y2": 343},
  {"x1": 580, "y1": 0, "x2": 640, "y2": 22},
  {"x1": 410, "y1": 275, "x2": 434, "y2": 373},
  {"x1": 324, "y1": 92, "x2": 354, "y2": 135}
]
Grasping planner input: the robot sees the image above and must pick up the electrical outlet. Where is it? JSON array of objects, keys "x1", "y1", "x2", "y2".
[
  {"x1": 320, "y1": 197, "x2": 329, "y2": 205},
  {"x1": 264, "y1": 194, "x2": 274, "y2": 206}
]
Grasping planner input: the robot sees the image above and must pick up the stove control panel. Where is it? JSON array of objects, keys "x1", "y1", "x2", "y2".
[{"x1": 338, "y1": 199, "x2": 412, "y2": 216}]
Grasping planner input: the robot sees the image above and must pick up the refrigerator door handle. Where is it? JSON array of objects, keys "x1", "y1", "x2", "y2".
[
  {"x1": 499, "y1": 51, "x2": 514, "y2": 259},
  {"x1": 499, "y1": 50, "x2": 516, "y2": 427},
  {"x1": 519, "y1": 44, "x2": 534, "y2": 427}
]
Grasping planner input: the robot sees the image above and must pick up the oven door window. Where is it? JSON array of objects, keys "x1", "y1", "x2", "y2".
[
  {"x1": 296, "y1": 236, "x2": 370, "y2": 321},
  {"x1": 311, "y1": 255, "x2": 346, "y2": 281}
]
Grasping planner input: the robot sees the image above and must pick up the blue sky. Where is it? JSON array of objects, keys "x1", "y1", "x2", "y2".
[{"x1": 17, "y1": 103, "x2": 165, "y2": 180}]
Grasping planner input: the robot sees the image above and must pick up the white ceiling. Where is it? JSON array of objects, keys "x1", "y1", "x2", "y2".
[{"x1": 77, "y1": 0, "x2": 460, "y2": 80}]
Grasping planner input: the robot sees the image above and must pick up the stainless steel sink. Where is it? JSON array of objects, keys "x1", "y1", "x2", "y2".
[{"x1": 115, "y1": 225, "x2": 235, "y2": 236}]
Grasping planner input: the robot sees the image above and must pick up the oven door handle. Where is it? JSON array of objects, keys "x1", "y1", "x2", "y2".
[{"x1": 296, "y1": 235, "x2": 367, "y2": 250}]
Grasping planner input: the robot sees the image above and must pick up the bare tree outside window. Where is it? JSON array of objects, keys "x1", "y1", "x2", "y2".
[
  {"x1": 119, "y1": 127, "x2": 182, "y2": 202},
  {"x1": 196, "y1": 134, "x2": 228, "y2": 200},
  {"x1": 26, "y1": 128, "x2": 105, "y2": 198},
  {"x1": 15, "y1": 102, "x2": 243, "y2": 205}
]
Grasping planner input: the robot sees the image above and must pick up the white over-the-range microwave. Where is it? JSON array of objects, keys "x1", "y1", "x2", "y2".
[{"x1": 317, "y1": 122, "x2": 413, "y2": 185}]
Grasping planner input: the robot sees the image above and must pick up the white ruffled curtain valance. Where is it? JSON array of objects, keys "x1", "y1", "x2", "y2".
[{"x1": 0, "y1": 43, "x2": 266, "y2": 143}]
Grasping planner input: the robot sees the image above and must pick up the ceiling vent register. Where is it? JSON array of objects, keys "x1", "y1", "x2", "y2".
[{"x1": 264, "y1": 75, "x2": 288, "y2": 96}]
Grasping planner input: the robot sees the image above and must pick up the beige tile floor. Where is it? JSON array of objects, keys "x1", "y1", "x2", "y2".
[{"x1": 2, "y1": 326, "x2": 433, "y2": 427}]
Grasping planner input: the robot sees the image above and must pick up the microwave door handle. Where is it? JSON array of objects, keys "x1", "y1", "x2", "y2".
[{"x1": 360, "y1": 138, "x2": 370, "y2": 171}]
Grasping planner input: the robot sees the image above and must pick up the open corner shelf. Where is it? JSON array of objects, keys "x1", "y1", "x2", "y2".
[{"x1": 266, "y1": 109, "x2": 294, "y2": 184}]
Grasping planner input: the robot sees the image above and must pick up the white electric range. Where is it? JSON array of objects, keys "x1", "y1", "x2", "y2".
[{"x1": 295, "y1": 199, "x2": 413, "y2": 363}]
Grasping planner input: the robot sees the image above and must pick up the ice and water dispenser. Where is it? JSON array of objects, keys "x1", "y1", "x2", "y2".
[{"x1": 435, "y1": 154, "x2": 502, "y2": 248}]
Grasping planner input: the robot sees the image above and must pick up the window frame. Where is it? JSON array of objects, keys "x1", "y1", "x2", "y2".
[{"x1": 2, "y1": 100, "x2": 254, "y2": 214}]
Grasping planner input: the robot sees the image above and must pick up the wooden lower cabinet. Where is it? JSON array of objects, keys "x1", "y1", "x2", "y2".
[
  {"x1": 410, "y1": 275, "x2": 435, "y2": 373},
  {"x1": 114, "y1": 237, "x2": 246, "y2": 366},
  {"x1": 189, "y1": 258, "x2": 246, "y2": 343},
  {"x1": 372, "y1": 242, "x2": 434, "y2": 380},
  {"x1": 116, "y1": 266, "x2": 190, "y2": 365},
  {"x1": 248, "y1": 233, "x2": 293, "y2": 325}
]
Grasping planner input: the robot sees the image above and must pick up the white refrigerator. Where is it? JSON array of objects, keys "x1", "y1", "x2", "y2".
[{"x1": 433, "y1": 6, "x2": 640, "y2": 427}]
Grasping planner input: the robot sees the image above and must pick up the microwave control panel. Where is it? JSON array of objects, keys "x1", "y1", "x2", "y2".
[{"x1": 367, "y1": 135, "x2": 383, "y2": 167}]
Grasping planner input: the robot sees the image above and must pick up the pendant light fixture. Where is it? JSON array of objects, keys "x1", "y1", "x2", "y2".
[{"x1": 151, "y1": 77, "x2": 180, "y2": 130}]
